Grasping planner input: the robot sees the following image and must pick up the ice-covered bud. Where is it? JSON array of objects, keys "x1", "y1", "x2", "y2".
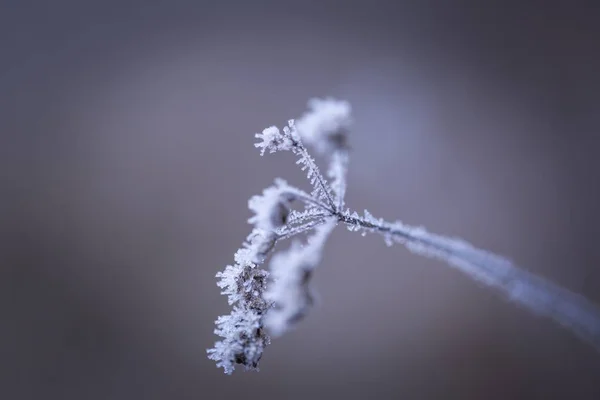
[
  {"x1": 248, "y1": 183, "x2": 295, "y2": 231},
  {"x1": 254, "y1": 125, "x2": 293, "y2": 156},
  {"x1": 295, "y1": 98, "x2": 352, "y2": 154}
]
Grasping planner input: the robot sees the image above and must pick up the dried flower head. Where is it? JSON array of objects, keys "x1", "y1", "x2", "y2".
[{"x1": 208, "y1": 97, "x2": 600, "y2": 375}]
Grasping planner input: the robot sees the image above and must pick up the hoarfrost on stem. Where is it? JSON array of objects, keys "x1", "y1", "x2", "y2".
[
  {"x1": 208, "y1": 97, "x2": 600, "y2": 374},
  {"x1": 254, "y1": 125, "x2": 294, "y2": 155},
  {"x1": 264, "y1": 219, "x2": 337, "y2": 337}
]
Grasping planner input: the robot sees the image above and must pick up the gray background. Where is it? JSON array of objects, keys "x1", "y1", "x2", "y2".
[{"x1": 2, "y1": 1, "x2": 600, "y2": 399}]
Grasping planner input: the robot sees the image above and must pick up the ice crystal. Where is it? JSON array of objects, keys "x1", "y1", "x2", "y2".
[
  {"x1": 264, "y1": 219, "x2": 336, "y2": 337},
  {"x1": 295, "y1": 98, "x2": 352, "y2": 154},
  {"x1": 254, "y1": 125, "x2": 293, "y2": 155},
  {"x1": 248, "y1": 181, "x2": 294, "y2": 231}
]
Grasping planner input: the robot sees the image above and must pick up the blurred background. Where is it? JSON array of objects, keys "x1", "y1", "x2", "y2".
[{"x1": 2, "y1": 1, "x2": 600, "y2": 399}]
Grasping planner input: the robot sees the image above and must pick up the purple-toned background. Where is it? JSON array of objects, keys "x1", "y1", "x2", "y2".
[{"x1": 3, "y1": 1, "x2": 600, "y2": 399}]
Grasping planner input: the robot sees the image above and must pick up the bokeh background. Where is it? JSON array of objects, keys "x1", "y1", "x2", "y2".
[{"x1": 3, "y1": 1, "x2": 600, "y2": 399}]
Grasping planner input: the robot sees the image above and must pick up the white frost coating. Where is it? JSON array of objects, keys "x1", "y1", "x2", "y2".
[
  {"x1": 207, "y1": 306, "x2": 268, "y2": 374},
  {"x1": 248, "y1": 180, "x2": 294, "y2": 231},
  {"x1": 209, "y1": 97, "x2": 600, "y2": 375},
  {"x1": 328, "y1": 150, "x2": 349, "y2": 209},
  {"x1": 254, "y1": 125, "x2": 293, "y2": 155},
  {"x1": 295, "y1": 98, "x2": 352, "y2": 154},
  {"x1": 264, "y1": 219, "x2": 336, "y2": 337},
  {"x1": 287, "y1": 208, "x2": 328, "y2": 225},
  {"x1": 381, "y1": 219, "x2": 600, "y2": 351},
  {"x1": 295, "y1": 145, "x2": 336, "y2": 207},
  {"x1": 208, "y1": 234, "x2": 270, "y2": 374}
]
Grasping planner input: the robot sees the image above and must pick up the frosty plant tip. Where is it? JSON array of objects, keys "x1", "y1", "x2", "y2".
[{"x1": 208, "y1": 98, "x2": 600, "y2": 374}]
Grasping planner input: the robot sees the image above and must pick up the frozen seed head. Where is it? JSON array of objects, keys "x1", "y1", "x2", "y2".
[{"x1": 295, "y1": 98, "x2": 352, "y2": 154}]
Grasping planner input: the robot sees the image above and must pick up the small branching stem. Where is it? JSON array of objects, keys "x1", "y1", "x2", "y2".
[
  {"x1": 276, "y1": 218, "x2": 328, "y2": 241},
  {"x1": 281, "y1": 189, "x2": 334, "y2": 214},
  {"x1": 291, "y1": 140, "x2": 337, "y2": 211}
]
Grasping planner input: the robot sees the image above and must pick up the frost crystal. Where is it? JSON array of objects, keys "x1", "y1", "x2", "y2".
[
  {"x1": 207, "y1": 306, "x2": 269, "y2": 374},
  {"x1": 208, "y1": 97, "x2": 600, "y2": 374},
  {"x1": 295, "y1": 98, "x2": 352, "y2": 154},
  {"x1": 254, "y1": 124, "x2": 294, "y2": 155},
  {"x1": 248, "y1": 181, "x2": 294, "y2": 231},
  {"x1": 264, "y1": 219, "x2": 336, "y2": 337},
  {"x1": 207, "y1": 229, "x2": 272, "y2": 374}
]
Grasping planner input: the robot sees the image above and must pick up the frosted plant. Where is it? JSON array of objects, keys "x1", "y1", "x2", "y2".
[{"x1": 208, "y1": 98, "x2": 600, "y2": 374}]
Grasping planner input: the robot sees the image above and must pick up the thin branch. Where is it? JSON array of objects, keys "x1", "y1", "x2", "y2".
[
  {"x1": 286, "y1": 210, "x2": 330, "y2": 226},
  {"x1": 275, "y1": 217, "x2": 329, "y2": 242},
  {"x1": 329, "y1": 150, "x2": 349, "y2": 210},
  {"x1": 280, "y1": 187, "x2": 334, "y2": 214}
]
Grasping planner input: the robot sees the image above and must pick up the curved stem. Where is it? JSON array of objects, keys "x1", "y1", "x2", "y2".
[
  {"x1": 329, "y1": 150, "x2": 349, "y2": 210},
  {"x1": 341, "y1": 212, "x2": 600, "y2": 353}
]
